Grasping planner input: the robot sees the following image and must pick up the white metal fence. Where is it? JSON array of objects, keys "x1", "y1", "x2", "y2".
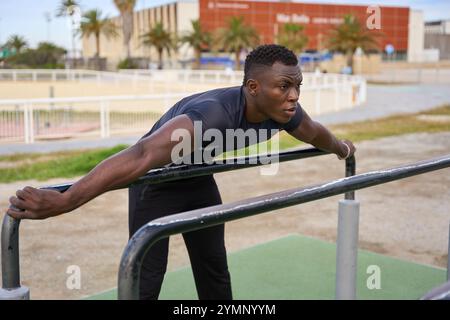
[
  {"x1": 0, "y1": 69, "x2": 366, "y2": 143},
  {"x1": 0, "y1": 94, "x2": 187, "y2": 143},
  {"x1": 0, "y1": 69, "x2": 154, "y2": 85},
  {"x1": 119, "y1": 69, "x2": 245, "y2": 85}
]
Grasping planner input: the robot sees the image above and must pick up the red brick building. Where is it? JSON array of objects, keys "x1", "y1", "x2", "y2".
[{"x1": 199, "y1": 0, "x2": 410, "y2": 53}]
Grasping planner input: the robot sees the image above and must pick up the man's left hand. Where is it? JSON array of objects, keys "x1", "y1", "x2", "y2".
[{"x1": 337, "y1": 139, "x2": 356, "y2": 160}]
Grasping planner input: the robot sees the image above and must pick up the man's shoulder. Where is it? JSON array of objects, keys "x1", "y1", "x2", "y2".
[{"x1": 184, "y1": 86, "x2": 242, "y2": 106}]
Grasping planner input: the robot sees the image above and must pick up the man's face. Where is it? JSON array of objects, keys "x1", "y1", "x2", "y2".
[{"x1": 251, "y1": 62, "x2": 302, "y2": 124}]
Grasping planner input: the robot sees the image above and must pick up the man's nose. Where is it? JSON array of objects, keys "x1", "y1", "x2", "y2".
[{"x1": 287, "y1": 87, "x2": 299, "y2": 102}]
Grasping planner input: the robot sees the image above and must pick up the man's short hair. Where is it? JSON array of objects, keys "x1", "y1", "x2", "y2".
[{"x1": 243, "y1": 44, "x2": 298, "y2": 85}]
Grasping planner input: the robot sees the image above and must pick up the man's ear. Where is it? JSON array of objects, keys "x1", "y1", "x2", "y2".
[{"x1": 245, "y1": 79, "x2": 259, "y2": 96}]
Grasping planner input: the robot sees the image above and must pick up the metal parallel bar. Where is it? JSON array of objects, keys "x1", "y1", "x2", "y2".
[
  {"x1": 1, "y1": 147, "x2": 338, "y2": 295},
  {"x1": 117, "y1": 154, "x2": 450, "y2": 299},
  {"x1": 36, "y1": 147, "x2": 332, "y2": 193},
  {"x1": 421, "y1": 280, "x2": 450, "y2": 300},
  {"x1": 1, "y1": 215, "x2": 21, "y2": 289}
]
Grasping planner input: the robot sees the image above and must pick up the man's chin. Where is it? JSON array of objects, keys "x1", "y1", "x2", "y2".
[{"x1": 276, "y1": 115, "x2": 292, "y2": 124}]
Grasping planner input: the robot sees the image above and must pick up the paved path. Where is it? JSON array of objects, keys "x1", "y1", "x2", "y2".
[
  {"x1": 315, "y1": 83, "x2": 450, "y2": 125},
  {"x1": 1, "y1": 84, "x2": 450, "y2": 156}
]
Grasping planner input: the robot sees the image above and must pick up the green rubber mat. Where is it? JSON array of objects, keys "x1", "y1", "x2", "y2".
[{"x1": 86, "y1": 234, "x2": 446, "y2": 300}]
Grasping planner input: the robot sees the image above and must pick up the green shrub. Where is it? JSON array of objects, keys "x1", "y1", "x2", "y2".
[{"x1": 117, "y1": 58, "x2": 139, "y2": 69}]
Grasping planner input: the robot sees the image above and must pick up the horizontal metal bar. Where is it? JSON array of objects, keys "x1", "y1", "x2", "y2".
[
  {"x1": 117, "y1": 154, "x2": 450, "y2": 299},
  {"x1": 39, "y1": 147, "x2": 331, "y2": 193}
]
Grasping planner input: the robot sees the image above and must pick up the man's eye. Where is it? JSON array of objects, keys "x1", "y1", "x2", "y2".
[{"x1": 280, "y1": 84, "x2": 288, "y2": 90}]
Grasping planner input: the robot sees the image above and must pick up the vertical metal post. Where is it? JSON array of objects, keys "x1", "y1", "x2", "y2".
[
  {"x1": 336, "y1": 155, "x2": 358, "y2": 299},
  {"x1": 345, "y1": 156, "x2": 356, "y2": 200},
  {"x1": 315, "y1": 87, "x2": 321, "y2": 115},
  {"x1": 29, "y1": 104, "x2": 34, "y2": 143},
  {"x1": 23, "y1": 104, "x2": 30, "y2": 144},
  {"x1": 334, "y1": 75, "x2": 339, "y2": 111},
  {"x1": 105, "y1": 100, "x2": 110, "y2": 138},
  {"x1": 100, "y1": 100, "x2": 106, "y2": 138},
  {"x1": 335, "y1": 199, "x2": 360, "y2": 300},
  {"x1": 0, "y1": 214, "x2": 30, "y2": 300}
]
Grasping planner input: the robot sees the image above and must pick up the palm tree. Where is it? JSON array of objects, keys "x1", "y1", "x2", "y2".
[
  {"x1": 56, "y1": 0, "x2": 80, "y2": 17},
  {"x1": 141, "y1": 22, "x2": 174, "y2": 69},
  {"x1": 276, "y1": 23, "x2": 308, "y2": 55},
  {"x1": 56, "y1": 0, "x2": 81, "y2": 63},
  {"x1": 327, "y1": 14, "x2": 380, "y2": 73},
  {"x1": 180, "y1": 19, "x2": 211, "y2": 69},
  {"x1": 113, "y1": 0, "x2": 137, "y2": 59},
  {"x1": 6, "y1": 35, "x2": 28, "y2": 54},
  {"x1": 214, "y1": 16, "x2": 259, "y2": 70},
  {"x1": 79, "y1": 9, "x2": 118, "y2": 58}
]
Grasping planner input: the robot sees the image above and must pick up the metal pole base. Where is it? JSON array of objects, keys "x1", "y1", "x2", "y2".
[
  {"x1": 0, "y1": 286, "x2": 30, "y2": 300},
  {"x1": 336, "y1": 199, "x2": 360, "y2": 300}
]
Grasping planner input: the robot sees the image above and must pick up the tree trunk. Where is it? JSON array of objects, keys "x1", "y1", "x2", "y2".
[
  {"x1": 122, "y1": 12, "x2": 133, "y2": 59},
  {"x1": 346, "y1": 51, "x2": 354, "y2": 74},
  {"x1": 194, "y1": 48, "x2": 201, "y2": 70},
  {"x1": 95, "y1": 32, "x2": 100, "y2": 58},
  {"x1": 158, "y1": 49, "x2": 163, "y2": 69},
  {"x1": 235, "y1": 49, "x2": 241, "y2": 71}
]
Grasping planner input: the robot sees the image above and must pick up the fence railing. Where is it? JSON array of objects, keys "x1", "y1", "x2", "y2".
[
  {"x1": 117, "y1": 154, "x2": 450, "y2": 300},
  {"x1": 1, "y1": 147, "x2": 349, "y2": 300},
  {"x1": 0, "y1": 69, "x2": 152, "y2": 84},
  {"x1": 0, "y1": 69, "x2": 366, "y2": 143},
  {"x1": 119, "y1": 69, "x2": 245, "y2": 85},
  {"x1": 0, "y1": 93, "x2": 189, "y2": 143}
]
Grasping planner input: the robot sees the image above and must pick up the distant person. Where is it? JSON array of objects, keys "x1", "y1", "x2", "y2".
[{"x1": 7, "y1": 44, "x2": 356, "y2": 300}]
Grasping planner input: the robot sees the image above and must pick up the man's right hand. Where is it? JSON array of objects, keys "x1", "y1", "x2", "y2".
[{"x1": 7, "y1": 186, "x2": 71, "y2": 220}]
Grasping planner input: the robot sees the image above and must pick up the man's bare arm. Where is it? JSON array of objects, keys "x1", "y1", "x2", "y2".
[
  {"x1": 7, "y1": 115, "x2": 195, "y2": 220},
  {"x1": 288, "y1": 109, "x2": 356, "y2": 159}
]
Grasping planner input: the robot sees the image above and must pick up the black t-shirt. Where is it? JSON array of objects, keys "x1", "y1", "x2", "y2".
[{"x1": 142, "y1": 86, "x2": 303, "y2": 162}]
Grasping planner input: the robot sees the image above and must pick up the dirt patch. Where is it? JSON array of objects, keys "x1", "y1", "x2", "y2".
[{"x1": 0, "y1": 131, "x2": 449, "y2": 299}]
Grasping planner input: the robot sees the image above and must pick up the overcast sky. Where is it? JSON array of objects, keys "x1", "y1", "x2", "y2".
[{"x1": 1, "y1": 0, "x2": 449, "y2": 49}]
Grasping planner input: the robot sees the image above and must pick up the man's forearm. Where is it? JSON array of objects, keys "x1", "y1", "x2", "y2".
[
  {"x1": 62, "y1": 143, "x2": 155, "y2": 211},
  {"x1": 310, "y1": 121, "x2": 345, "y2": 156}
]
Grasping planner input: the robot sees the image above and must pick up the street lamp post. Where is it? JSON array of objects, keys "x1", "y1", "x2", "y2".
[{"x1": 44, "y1": 12, "x2": 52, "y2": 42}]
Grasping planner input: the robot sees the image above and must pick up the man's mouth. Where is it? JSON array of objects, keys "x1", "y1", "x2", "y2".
[{"x1": 282, "y1": 106, "x2": 297, "y2": 116}]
